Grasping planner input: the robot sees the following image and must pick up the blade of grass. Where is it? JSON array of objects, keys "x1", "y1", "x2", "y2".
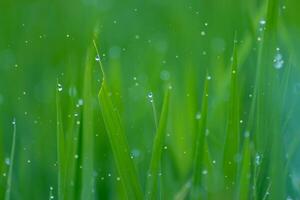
[
  {"x1": 145, "y1": 86, "x2": 171, "y2": 200},
  {"x1": 94, "y1": 40, "x2": 143, "y2": 199},
  {"x1": 223, "y1": 40, "x2": 240, "y2": 198},
  {"x1": 4, "y1": 118, "x2": 16, "y2": 200},
  {"x1": 174, "y1": 179, "x2": 192, "y2": 200},
  {"x1": 237, "y1": 135, "x2": 251, "y2": 199},
  {"x1": 80, "y1": 43, "x2": 95, "y2": 200},
  {"x1": 56, "y1": 82, "x2": 66, "y2": 200},
  {"x1": 190, "y1": 76, "x2": 209, "y2": 199}
]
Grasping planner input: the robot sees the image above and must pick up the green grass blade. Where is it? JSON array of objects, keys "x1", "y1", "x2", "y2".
[
  {"x1": 4, "y1": 118, "x2": 16, "y2": 200},
  {"x1": 191, "y1": 76, "x2": 209, "y2": 199},
  {"x1": 237, "y1": 136, "x2": 251, "y2": 199},
  {"x1": 56, "y1": 82, "x2": 66, "y2": 200},
  {"x1": 80, "y1": 44, "x2": 95, "y2": 200},
  {"x1": 174, "y1": 179, "x2": 192, "y2": 200},
  {"x1": 94, "y1": 41, "x2": 143, "y2": 199},
  {"x1": 223, "y1": 41, "x2": 240, "y2": 197},
  {"x1": 145, "y1": 87, "x2": 171, "y2": 200}
]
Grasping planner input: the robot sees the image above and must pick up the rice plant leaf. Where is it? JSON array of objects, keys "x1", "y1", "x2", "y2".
[
  {"x1": 4, "y1": 118, "x2": 16, "y2": 200},
  {"x1": 190, "y1": 76, "x2": 209, "y2": 200},
  {"x1": 145, "y1": 87, "x2": 171, "y2": 200},
  {"x1": 237, "y1": 136, "x2": 251, "y2": 199},
  {"x1": 80, "y1": 45, "x2": 96, "y2": 200},
  {"x1": 223, "y1": 41, "x2": 240, "y2": 197},
  {"x1": 56, "y1": 83, "x2": 66, "y2": 200},
  {"x1": 94, "y1": 40, "x2": 143, "y2": 199}
]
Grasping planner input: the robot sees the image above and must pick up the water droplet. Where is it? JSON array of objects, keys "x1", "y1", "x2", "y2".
[
  {"x1": 74, "y1": 154, "x2": 79, "y2": 159},
  {"x1": 27, "y1": 160, "x2": 31, "y2": 164},
  {"x1": 195, "y1": 112, "x2": 201, "y2": 120},
  {"x1": 95, "y1": 55, "x2": 101, "y2": 62},
  {"x1": 57, "y1": 83, "x2": 63, "y2": 92},
  {"x1": 147, "y1": 92, "x2": 153, "y2": 102},
  {"x1": 202, "y1": 170, "x2": 208, "y2": 175},
  {"x1": 244, "y1": 131, "x2": 250, "y2": 138},
  {"x1": 201, "y1": 31, "x2": 206, "y2": 36},
  {"x1": 255, "y1": 154, "x2": 261, "y2": 165},
  {"x1": 78, "y1": 99, "x2": 84, "y2": 106},
  {"x1": 164, "y1": 146, "x2": 168, "y2": 150},
  {"x1": 273, "y1": 49, "x2": 284, "y2": 69},
  {"x1": 212, "y1": 160, "x2": 216, "y2": 164},
  {"x1": 207, "y1": 75, "x2": 212, "y2": 80},
  {"x1": 259, "y1": 20, "x2": 266, "y2": 25},
  {"x1": 116, "y1": 177, "x2": 121, "y2": 181},
  {"x1": 160, "y1": 70, "x2": 170, "y2": 81},
  {"x1": 5, "y1": 158, "x2": 10, "y2": 166}
]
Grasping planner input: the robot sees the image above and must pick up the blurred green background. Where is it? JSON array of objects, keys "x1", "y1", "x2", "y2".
[{"x1": 1, "y1": 0, "x2": 300, "y2": 199}]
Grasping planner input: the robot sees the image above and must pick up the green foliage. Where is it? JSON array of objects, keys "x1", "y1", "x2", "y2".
[{"x1": 1, "y1": 0, "x2": 300, "y2": 199}]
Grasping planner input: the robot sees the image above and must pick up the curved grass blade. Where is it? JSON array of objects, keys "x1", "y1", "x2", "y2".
[
  {"x1": 94, "y1": 40, "x2": 143, "y2": 199},
  {"x1": 4, "y1": 118, "x2": 16, "y2": 200},
  {"x1": 190, "y1": 76, "x2": 209, "y2": 200},
  {"x1": 145, "y1": 87, "x2": 171, "y2": 200}
]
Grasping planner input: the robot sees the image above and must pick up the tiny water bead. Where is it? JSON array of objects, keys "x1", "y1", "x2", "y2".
[
  {"x1": 244, "y1": 131, "x2": 250, "y2": 138},
  {"x1": 201, "y1": 31, "x2": 206, "y2": 36},
  {"x1": 259, "y1": 19, "x2": 266, "y2": 25},
  {"x1": 202, "y1": 169, "x2": 208, "y2": 175},
  {"x1": 57, "y1": 83, "x2": 63, "y2": 92},
  {"x1": 195, "y1": 112, "x2": 201, "y2": 120},
  {"x1": 255, "y1": 154, "x2": 261, "y2": 165},
  {"x1": 95, "y1": 55, "x2": 101, "y2": 62},
  {"x1": 147, "y1": 92, "x2": 154, "y2": 102},
  {"x1": 207, "y1": 75, "x2": 212, "y2": 80},
  {"x1": 273, "y1": 48, "x2": 284, "y2": 69},
  {"x1": 5, "y1": 158, "x2": 10, "y2": 165}
]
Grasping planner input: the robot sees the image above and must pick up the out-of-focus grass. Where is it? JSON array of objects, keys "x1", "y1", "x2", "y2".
[{"x1": 1, "y1": 0, "x2": 300, "y2": 199}]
